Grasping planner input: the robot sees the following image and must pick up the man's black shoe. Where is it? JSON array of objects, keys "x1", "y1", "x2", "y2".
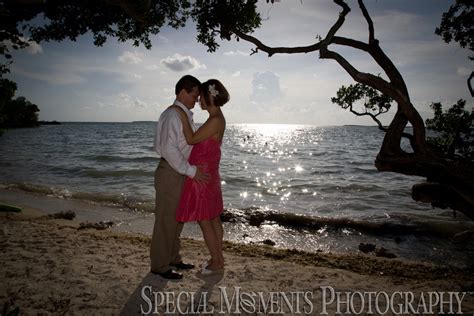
[
  {"x1": 172, "y1": 262, "x2": 195, "y2": 270},
  {"x1": 151, "y1": 269, "x2": 183, "y2": 280}
]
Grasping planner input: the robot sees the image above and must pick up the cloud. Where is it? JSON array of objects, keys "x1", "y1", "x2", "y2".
[
  {"x1": 372, "y1": 11, "x2": 420, "y2": 39},
  {"x1": 118, "y1": 51, "x2": 143, "y2": 64},
  {"x1": 23, "y1": 38, "x2": 43, "y2": 55},
  {"x1": 134, "y1": 98, "x2": 147, "y2": 108},
  {"x1": 457, "y1": 67, "x2": 471, "y2": 76},
  {"x1": 157, "y1": 35, "x2": 169, "y2": 43},
  {"x1": 12, "y1": 65, "x2": 84, "y2": 85},
  {"x1": 251, "y1": 71, "x2": 282, "y2": 101},
  {"x1": 224, "y1": 50, "x2": 249, "y2": 57},
  {"x1": 145, "y1": 64, "x2": 159, "y2": 70},
  {"x1": 118, "y1": 93, "x2": 131, "y2": 102},
  {"x1": 102, "y1": 93, "x2": 149, "y2": 109},
  {"x1": 387, "y1": 40, "x2": 453, "y2": 67},
  {"x1": 232, "y1": 71, "x2": 241, "y2": 77},
  {"x1": 3, "y1": 37, "x2": 43, "y2": 54},
  {"x1": 160, "y1": 53, "x2": 206, "y2": 72},
  {"x1": 289, "y1": 2, "x2": 337, "y2": 22}
]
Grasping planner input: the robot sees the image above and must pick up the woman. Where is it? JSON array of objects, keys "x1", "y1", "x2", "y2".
[{"x1": 174, "y1": 79, "x2": 229, "y2": 275}]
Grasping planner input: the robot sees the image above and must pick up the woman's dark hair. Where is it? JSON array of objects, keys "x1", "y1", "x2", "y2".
[
  {"x1": 201, "y1": 79, "x2": 230, "y2": 107},
  {"x1": 175, "y1": 75, "x2": 201, "y2": 95}
]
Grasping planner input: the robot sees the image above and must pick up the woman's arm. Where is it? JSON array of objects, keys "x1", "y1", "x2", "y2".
[
  {"x1": 174, "y1": 106, "x2": 224, "y2": 144},
  {"x1": 188, "y1": 117, "x2": 224, "y2": 144},
  {"x1": 173, "y1": 107, "x2": 195, "y2": 144}
]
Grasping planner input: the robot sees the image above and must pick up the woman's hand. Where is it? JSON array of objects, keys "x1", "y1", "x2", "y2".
[
  {"x1": 172, "y1": 105, "x2": 188, "y2": 125},
  {"x1": 171, "y1": 105, "x2": 194, "y2": 144}
]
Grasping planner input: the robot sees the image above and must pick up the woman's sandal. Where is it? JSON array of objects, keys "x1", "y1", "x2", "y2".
[{"x1": 200, "y1": 266, "x2": 224, "y2": 276}]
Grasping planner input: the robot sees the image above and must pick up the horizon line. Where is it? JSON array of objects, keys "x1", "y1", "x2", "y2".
[{"x1": 39, "y1": 120, "x2": 382, "y2": 127}]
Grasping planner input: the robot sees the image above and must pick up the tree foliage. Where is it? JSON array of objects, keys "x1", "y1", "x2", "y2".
[
  {"x1": 331, "y1": 83, "x2": 393, "y2": 131},
  {"x1": 28, "y1": 0, "x2": 190, "y2": 47},
  {"x1": 0, "y1": 78, "x2": 17, "y2": 135},
  {"x1": 425, "y1": 99, "x2": 473, "y2": 160},
  {"x1": 191, "y1": 0, "x2": 261, "y2": 52},
  {"x1": 435, "y1": 0, "x2": 473, "y2": 60},
  {"x1": 435, "y1": 0, "x2": 474, "y2": 96},
  {"x1": 1, "y1": 0, "x2": 191, "y2": 75},
  {"x1": 0, "y1": 0, "x2": 261, "y2": 75},
  {"x1": 0, "y1": 78, "x2": 39, "y2": 132}
]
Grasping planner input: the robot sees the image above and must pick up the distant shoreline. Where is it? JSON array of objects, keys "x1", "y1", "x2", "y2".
[
  {"x1": 38, "y1": 120, "x2": 61, "y2": 125},
  {"x1": 35, "y1": 121, "x2": 381, "y2": 127}
]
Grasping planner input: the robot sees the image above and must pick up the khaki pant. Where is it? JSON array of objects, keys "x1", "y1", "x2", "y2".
[{"x1": 150, "y1": 159, "x2": 185, "y2": 273}]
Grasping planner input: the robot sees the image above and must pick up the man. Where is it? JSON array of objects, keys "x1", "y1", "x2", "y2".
[{"x1": 151, "y1": 75, "x2": 208, "y2": 280}]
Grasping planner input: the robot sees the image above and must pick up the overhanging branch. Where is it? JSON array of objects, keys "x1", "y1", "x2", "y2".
[
  {"x1": 321, "y1": 0, "x2": 350, "y2": 47},
  {"x1": 232, "y1": 29, "x2": 321, "y2": 56},
  {"x1": 358, "y1": 0, "x2": 374, "y2": 43},
  {"x1": 468, "y1": 71, "x2": 474, "y2": 97}
]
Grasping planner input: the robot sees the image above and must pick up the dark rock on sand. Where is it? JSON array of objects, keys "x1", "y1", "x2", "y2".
[
  {"x1": 452, "y1": 230, "x2": 474, "y2": 243},
  {"x1": 78, "y1": 221, "x2": 113, "y2": 230},
  {"x1": 262, "y1": 239, "x2": 276, "y2": 246},
  {"x1": 375, "y1": 247, "x2": 397, "y2": 259},
  {"x1": 358, "y1": 243, "x2": 376, "y2": 253},
  {"x1": 47, "y1": 210, "x2": 76, "y2": 220},
  {"x1": 249, "y1": 212, "x2": 266, "y2": 227}
]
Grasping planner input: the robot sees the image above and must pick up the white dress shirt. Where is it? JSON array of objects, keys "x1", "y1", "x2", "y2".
[{"x1": 153, "y1": 100, "x2": 197, "y2": 178}]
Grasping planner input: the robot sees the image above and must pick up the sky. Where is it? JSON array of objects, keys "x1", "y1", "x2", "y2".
[{"x1": 5, "y1": 0, "x2": 473, "y2": 125}]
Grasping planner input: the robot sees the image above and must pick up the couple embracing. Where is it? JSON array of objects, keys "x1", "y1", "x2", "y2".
[{"x1": 151, "y1": 75, "x2": 229, "y2": 280}]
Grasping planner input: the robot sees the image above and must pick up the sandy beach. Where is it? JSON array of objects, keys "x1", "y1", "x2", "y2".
[{"x1": 1, "y1": 191, "x2": 474, "y2": 315}]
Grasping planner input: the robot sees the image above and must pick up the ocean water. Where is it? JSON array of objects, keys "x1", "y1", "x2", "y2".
[{"x1": 1, "y1": 122, "x2": 473, "y2": 267}]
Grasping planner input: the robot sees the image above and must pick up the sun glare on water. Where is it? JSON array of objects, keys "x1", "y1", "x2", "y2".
[{"x1": 227, "y1": 124, "x2": 318, "y2": 210}]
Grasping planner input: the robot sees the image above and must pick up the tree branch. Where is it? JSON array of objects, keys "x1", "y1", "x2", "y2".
[
  {"x1": 232, "y1": 0, "x2": 428, "y2": 156},
  {"x1": 358, "y1": 0, "x2": 374, "y2": 44},
  {"x1": 348, "y1": 106, "x2": 387, "y2": 132},
  {"x1": 468, "y1": 71, "x2": 474, "y2": 97},
  {"x1": 232, "y1": 29, "x2": 321, "y2": 56},
  {"x1": 320, "y1": 0, "x2": 350, "y2": 47},
  {"x1": 354, "y1": 1, "x2": 409, "y2": 96},
  {"x1": 232, "y1": 29, "x2": 407, "y2": 101},
  {"x1": 332, "y1": 37, "x2": 369, "y2": 51}
]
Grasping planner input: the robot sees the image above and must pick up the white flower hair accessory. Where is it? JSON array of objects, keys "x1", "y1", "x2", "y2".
[{"x1": 208, "y1": 84, "x2": 219, "y2": 97}]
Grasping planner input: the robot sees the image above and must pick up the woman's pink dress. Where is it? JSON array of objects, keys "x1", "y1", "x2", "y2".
[{"x1": 176, "y1": 137, "x2": 223, "y2": 222}]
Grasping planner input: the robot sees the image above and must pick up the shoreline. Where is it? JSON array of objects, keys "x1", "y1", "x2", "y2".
[
  {"x1": 1, "y1": 191, "x2": 474, "y2": 314},
  {"x1": 2, "y1": 185, "x2": 474, "y2": 269}
]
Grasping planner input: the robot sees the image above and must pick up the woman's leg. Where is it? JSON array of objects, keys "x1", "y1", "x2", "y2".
[
  {"x1": 198, "y1": 219, "x2": 224, "y2": 270},
  {"x1": 211, "y1": 216, "x2": 224, "y2": 263}
]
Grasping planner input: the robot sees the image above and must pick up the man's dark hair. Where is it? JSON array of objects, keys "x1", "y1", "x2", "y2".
[{"x1": 175, "y1": 75, "x2": 201, "y2": 95}]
